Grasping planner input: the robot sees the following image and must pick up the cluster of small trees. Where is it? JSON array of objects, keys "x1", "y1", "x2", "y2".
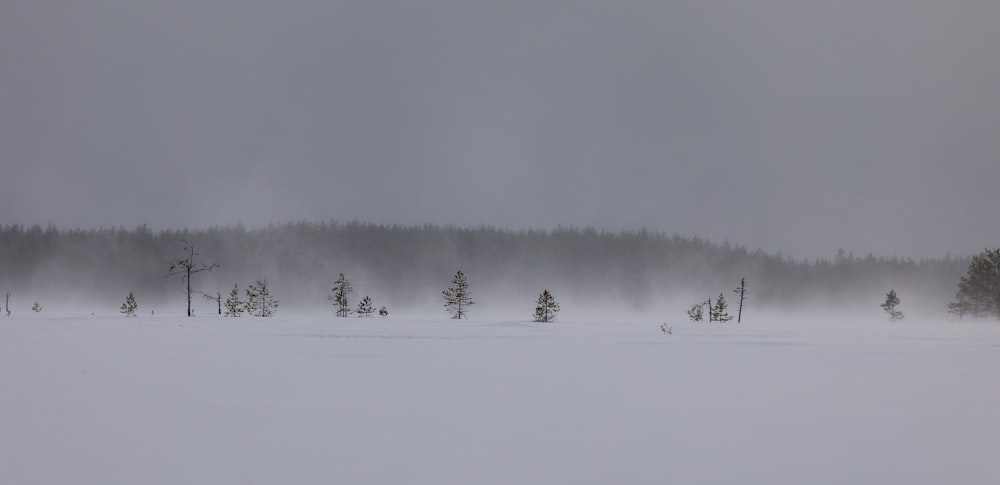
[
  {"x1": 687, "y1": 278, "x2": 748, "y2": 323},
  {"x1": 223, "y1": 280, "x2": 280, "y2": 317},
  {"x1": 89, "y1": 242, "x2": 1000, "y2": 324},
  {"x1": 328, "y1": 273, "x2": 387, "y2": 318}
]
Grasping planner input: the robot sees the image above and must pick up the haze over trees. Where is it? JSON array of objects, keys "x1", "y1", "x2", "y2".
[{"x1": 0, "y1": 221, "x2": 977, "y2": 316}]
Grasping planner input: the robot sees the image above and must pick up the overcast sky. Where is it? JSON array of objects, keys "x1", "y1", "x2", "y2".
[{"x1": 2, "y1": 0, "x2": 998, "y2": 259}]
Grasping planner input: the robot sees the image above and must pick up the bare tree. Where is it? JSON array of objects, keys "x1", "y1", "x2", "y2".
[
  {"x1": 5, "y1": 291, "x2": 10, "y2": 316},
  {"x1": 200, "y1": 290, "x2": 222, "y2": 315},
  {"x1": 733, "y1": 277, "x2": 749, "y2": 323},
  {"x1": 164, "y1": 240, "x2": 219, "y2": 317},
  {"x1": 687, "y1": 298, "x2": 711, "y2": 322}
]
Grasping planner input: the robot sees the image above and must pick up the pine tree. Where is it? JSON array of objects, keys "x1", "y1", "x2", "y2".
[
  {"x1": 244, "y1": 280, "x2": 279, "y2": 317},
  {"x1": 356, "y1": 296, "x2": 375, "y2": 317},
  {"x1": 329, "y1": 273, "x2": 353, "y2": 318},
  {"x1": 710, "y1": 293, "x2": 733, "y2": 322},
  {"x1": 32, "y1": 302, "x2": 42, "y2": 313},
  {"x1": 881, "y1": 288, "x2": 903, "y2": 321},
  {"x1": 443, "y1": 270, "x2": 474, "y2": 319},
  {"x1": 949, "y1": 248, "x2": 1000, "y2": 319},
  {"x1": 224, "y1": 284, "x2": 243, "y2": 317},
  {"x1": 379, "y1": 306, "x2": 389, "y2": 317},
  {"x1": 120, "y1": 291, "x2": 138, "y2": 317},
  {"x1": 533, "y1": 289, "x2": 560, "y2": 323}
]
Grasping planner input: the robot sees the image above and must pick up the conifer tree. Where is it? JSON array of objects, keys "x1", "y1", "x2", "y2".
[
  {"x1": 357, "y1": 295, "x2": 375, "y2": 317},
  {"x1": 224, "y1": 284, "x2": 243, "y2": 317},
  {"x1": 533, "y1": 289, "x2": 560, "y2": 323},
  {"x1": 443, "y1": 270, "x2": 474, "y2": 319},
  {"x1": 120, "y1": 291, "x2": 138, "y2": 317},
  {"x1": 881, "y1": 289, "x2": 903, "y2": 321},
  {"x1": 710, "y1": 293, "x2": 733, "y2": 322},
  {"x1": 244, "y1": 280, "x2": 279, "y2": 317},
  {"x1": 329, "y1": 273, "x2": 353, "y2": 318},
  {"x1": 949, "y1": 248, "x2": 1000, "y2": 319},
  {"x1": 379, "y1": 306, "x2": 388, "y2": 317},
  {"x1": 32, "y1": 302, "x2": 42, "y2": 313}
]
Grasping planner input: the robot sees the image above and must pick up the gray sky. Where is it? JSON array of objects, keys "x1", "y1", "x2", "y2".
[{"x1": 2, "y1": 0, "x2": 998, "y2": 259}]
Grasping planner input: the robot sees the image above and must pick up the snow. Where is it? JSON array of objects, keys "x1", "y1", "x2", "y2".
[{"x1": 2, "y1": 313, "x2": 999, "y2": 484}]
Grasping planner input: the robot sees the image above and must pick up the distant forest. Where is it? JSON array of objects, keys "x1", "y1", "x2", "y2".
[{"x1": 0, "y1": 221, "x2": 970, "y2": 317}]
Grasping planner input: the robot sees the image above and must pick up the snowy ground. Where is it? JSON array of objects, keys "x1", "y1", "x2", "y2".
[{"x1": 2, "y1": 312, "x2": 999, "y2": 484}]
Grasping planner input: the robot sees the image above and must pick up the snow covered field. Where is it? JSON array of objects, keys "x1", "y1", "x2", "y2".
[{"x1": 2, "y1": 313, "x2": 999, "y2": 484}]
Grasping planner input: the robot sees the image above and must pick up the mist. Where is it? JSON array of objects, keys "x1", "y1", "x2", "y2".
[
  {"x1": 0, "y1": 222, "x2": 967, "y2": 324},
  {"x1": 3, "y1": 0, "x2": 1000, "y2": 260}
]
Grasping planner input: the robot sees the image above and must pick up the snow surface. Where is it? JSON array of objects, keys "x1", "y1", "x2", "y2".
[{"x1": 2, "y1": 313, "x2": 999, "y2": 484}]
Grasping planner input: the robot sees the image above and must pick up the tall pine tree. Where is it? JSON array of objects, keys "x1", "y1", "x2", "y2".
[
  {"x1": 329, "y1": 273, "x2": 353, "y2": 318},
  {"x1": 443, "y1": 270, "x2": 474, "y2": 319}
]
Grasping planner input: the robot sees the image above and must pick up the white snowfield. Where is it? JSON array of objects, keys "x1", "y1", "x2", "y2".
[{"x1": 2, "y1": 313, "x2": 999, "y2": 485}]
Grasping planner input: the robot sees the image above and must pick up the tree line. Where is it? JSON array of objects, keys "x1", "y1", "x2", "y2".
[{"x1": 0, "y1": 221, "x2": 980, "y2": 318}]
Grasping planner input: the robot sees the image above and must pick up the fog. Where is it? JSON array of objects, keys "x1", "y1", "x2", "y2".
[
  {"x1": 0, "y1": 223, "x2": 967, "y2": 324},
  {"x1": 3, "y1": 1, "x2": 1000, "y2": 260}
]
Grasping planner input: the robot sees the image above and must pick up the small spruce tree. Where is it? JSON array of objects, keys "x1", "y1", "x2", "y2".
[
  {"x1": 120, "y1": 291, "x2": 138, "y2": 317},
  {"x1": 881, "y1": 289, "x2": 903, "y2": 321},
  {"x1": 32, "y1": 302, "x2": 42, "y2": 313},
  {"x1": 379, "y1": 306, "x2": 389, "y2": 317},
  {"x1": 443, "y1": 270, "x2": 474, "y2": 319},
  {"x1": 357, "y1": 295, "x2": 375, "y2": 318},
  {"x1": 710, "y1": 293, "x2": 734, "y2": 322},
  {"x1": 224, "y1": 284, "x2": 243, "y2": 317},
  {"x1": 329, "y1": 273, "x2": 353, "y2": 318},
  {"x1": 533, "y1": 289, "x2": 560, "y2": 323}
]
